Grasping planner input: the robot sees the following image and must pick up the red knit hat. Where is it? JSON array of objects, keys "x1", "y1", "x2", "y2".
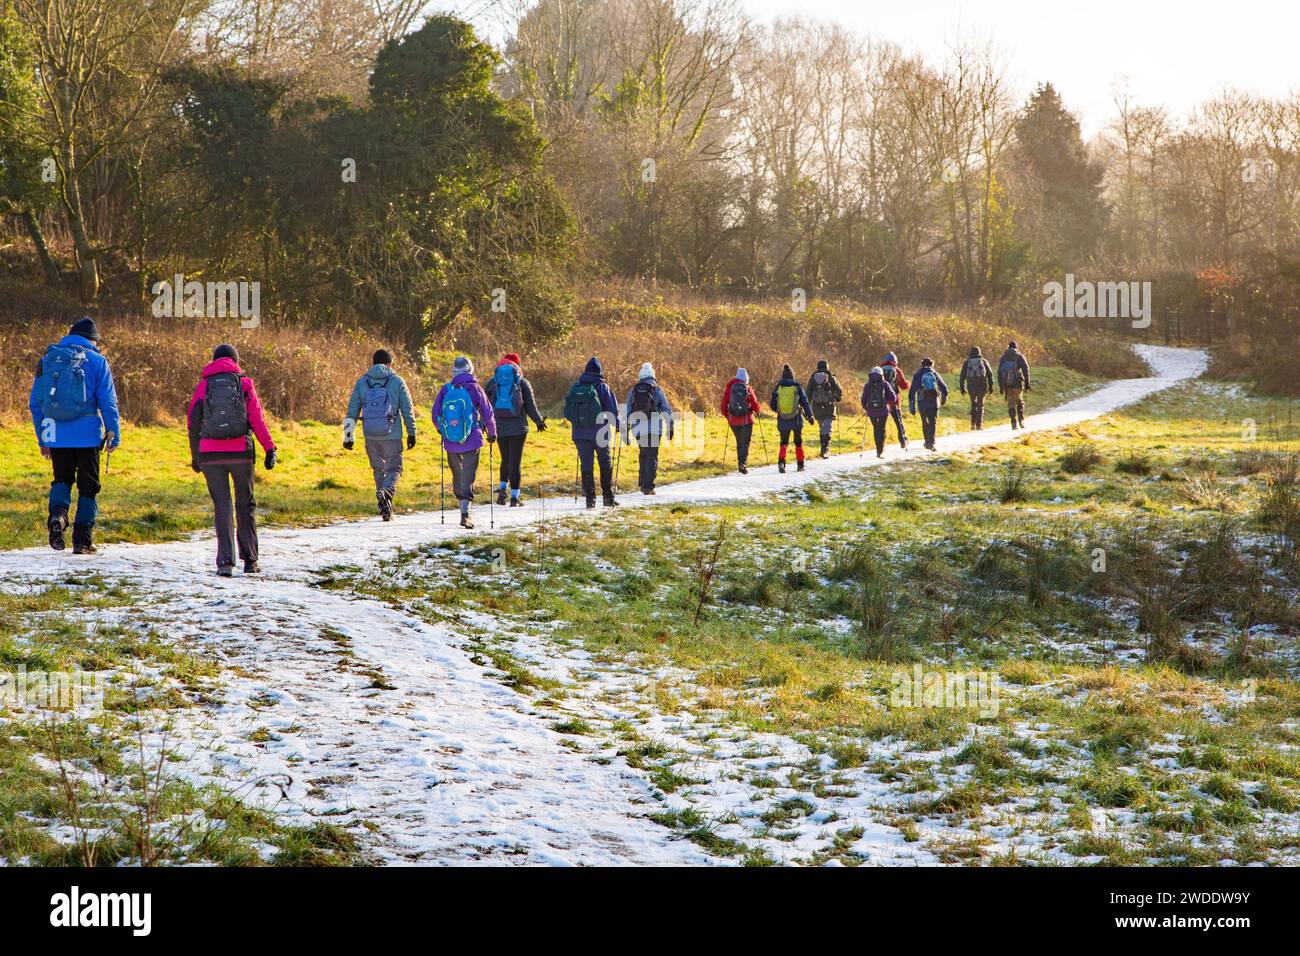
[{"x1": 501, "y1": 352, "x2": 521, "y2": 366}]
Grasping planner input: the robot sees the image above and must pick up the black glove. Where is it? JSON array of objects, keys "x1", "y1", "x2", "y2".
[
  {"x1": 343, "y1": 440, "x2": 354, "y2": 451},
  {"x1": 960, "y1": 389, "x2": 966, "y2": 397},
  {"x1": 805, "y1": 415, "x2": 815, "y2": 426},
  {"x1": 487, "y1": 433, "x2": 496, "y2": 444},
  {"x1": 191, "y1": 459, "x2": 200, "y2": 474},
  {"x1": 537, "y1": 419, "x2": 548, "y2": 433},
  {"x1": 265, "y1": 449, "x2": 277, "y2": 471},
  {"x1": 407, "y1": 434, "x2": 416, "y2": 450}
]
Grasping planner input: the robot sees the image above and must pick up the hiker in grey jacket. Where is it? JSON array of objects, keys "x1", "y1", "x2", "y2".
[
  {"x1": 958, "y1": 347, "x2": 995, "y2": 430},
  {"x1": 344, "y1": 349, "x2": 417, "y2": 521},
  {"x1": 624, "y1": 362, "x2": 674, "y2": 495},
  {"x1": 805, "y1": 359, "x2": 843, "y2": 458}
]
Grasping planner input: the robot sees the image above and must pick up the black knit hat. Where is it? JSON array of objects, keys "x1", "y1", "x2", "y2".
[
  {"x1": 213, "y1": 343, "x2": 239, "y2": 362},
  {"x1": 69, "y1": 317, "x2": 99, "y2": 342},
  {"x1": 373, "y1": 349, "x2": 393, "y2": 366},
  {"x1": 782, "y1": 363, "x2": 793, "y2": 378}
]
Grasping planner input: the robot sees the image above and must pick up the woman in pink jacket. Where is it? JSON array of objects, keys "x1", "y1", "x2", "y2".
[{"x1": 186, "y1": 344, "x2": 278, "y2": 576}]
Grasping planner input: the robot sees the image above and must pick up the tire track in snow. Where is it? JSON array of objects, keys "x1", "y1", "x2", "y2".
[{"x1": 0, "y1": 345, "x2": 1206, "y2": 864}]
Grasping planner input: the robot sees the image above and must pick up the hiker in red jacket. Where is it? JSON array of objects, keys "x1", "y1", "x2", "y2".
[
  {"x1": 719, "y1": 368, "x2": 761, "y2": 473},
  {"x1": 880, "y1": 352, "x2": 910, "y2": 449},
  {"x1": 186, "y1": 344, "x2": 278, "y2": 576}
]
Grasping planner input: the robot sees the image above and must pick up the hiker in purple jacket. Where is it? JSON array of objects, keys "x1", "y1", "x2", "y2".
[{"x1": 432, "y1": 356, "x2": 497, "y2": 529}]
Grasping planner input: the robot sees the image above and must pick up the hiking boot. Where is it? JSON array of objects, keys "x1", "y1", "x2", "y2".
[
  {"x1": 1010, "y1": 420, "x2": 1018, "y2": 430},
  {"x1": 217, "y1": 564, "x2": 234, "y2": 578},
  {"x1": 460, "y1": 514, "x2": 474, "y2": 529},
  {"x1": 778, "y1": 461, "x2": 786, "y2": 474},
  {"x1": 797, "y1": 460, "x2": 805, "y2": 472},
  {"x1": 1019, "y1": 415, "x2": 1026, "y2": 428},
  {"x1": 48, "y1": 514, "x2": 67, "y2": 551},
  {"x1": 496, "y1": 488, "x2": 508, "y2": 506},
  {"x1": 71, "y1": 524, "x2": 97, "y2": 555},
  {"x1": 738, "y1": 464, "x2": 748, "y2": 475},
  {"x1": 244, "y1": 561, "x2": 261, "y2": 574},
  {"x1": 642, "y1": 487, "x2": 656, "y2": 496},
  {"x1": 876, "y1": 451, "x2": 884, "y2": 459},
  {"x1": 819, "y1": 441, "x2": 830, "y2": 459},
  {"x1": 376, "y1": 490, "x2": 393, "y2": 521},
  {"x1": 585, "y1": 497, "x2": 597, "y2": 509},
  {"x1": 509, "y1": 497, "x2": 524, "y2": 508},
  {"x1": 603, "y1": 495, "x2": 619, "y2": 507}
]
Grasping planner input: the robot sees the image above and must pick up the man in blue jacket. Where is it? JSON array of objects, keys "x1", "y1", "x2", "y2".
[
  {"x1": 907, "y1": 356, "x2": 949, "y2": 451},
  {"x1": 29, "y1": 317, "x2": 122, "y2": 553},
  {"x1": 343, "y1": 349, "x2": 417, "y2": 521},
  {"x1": 564, "y1": 357, "x2": 620, "y2": 508}
]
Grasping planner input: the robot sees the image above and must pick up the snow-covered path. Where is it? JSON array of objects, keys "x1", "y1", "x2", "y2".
[{"x1": 0, "y1": 345, "x2": 1206, "y2": 865}]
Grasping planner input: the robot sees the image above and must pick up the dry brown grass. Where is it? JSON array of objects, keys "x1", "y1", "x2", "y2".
[{"x1": 2, "y1": 282, "x2": 1149, "y2": 425}]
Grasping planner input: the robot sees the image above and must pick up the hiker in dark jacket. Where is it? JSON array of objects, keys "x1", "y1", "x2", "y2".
[
  {"x1": 805, "y1": 359, "x2": 843, "y2": 458},
  {"x1": 186, "y1": 344, "x2": 278, "y2": 575},
  {"x1": 720, "y1": 368, "x2": 761, "y2": 474},
  {"x1": 769, "y1": 364, "x2": 815, "y2": 473},
  {"x1": 343, "y1": 349, "x2": 416, "y2": 521},
  {"x1": 997, "y1": 341, "x2": 1032, "y2": 429},
  {"x1": 860, "y1": 366, "x2": 899, "y2": 458},
  {"x1": 30, "y1": 317, "x2": 122, "y2": 554},
  {"x1": 958, "y1": 346, "x2": 995, "y2": 431},
  {"x1": 625, "y1": 362, "x2": 674, "y2": 495},
  {"x1": 564, "y1": 356, "x2": 620, "y2": 508},
  {"x1": 907, "y1": 357, "x2": 949, "y2": 451},
  {"x1": 880, "y1": 352, "x2": 909, "y2": 449},
  {"x1": 432, "y1": 356, "x2": 497, "y2": 529},
  {"x1": 485, "y1": 352, "x2": 546, "y2": 507}
]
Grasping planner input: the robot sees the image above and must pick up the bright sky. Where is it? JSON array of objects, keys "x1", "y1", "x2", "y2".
[{"x1": 455, "y1": 0, "x2": 1299, "y2": 138}]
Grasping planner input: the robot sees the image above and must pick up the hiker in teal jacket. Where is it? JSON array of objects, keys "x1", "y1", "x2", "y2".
[{"x1": 343, "y1": 349, "x2": 417, "y2": 521}]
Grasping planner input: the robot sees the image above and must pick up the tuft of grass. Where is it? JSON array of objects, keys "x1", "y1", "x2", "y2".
[{"x1": 1060, "y1": 442, "x2": 1103, "y2": 474}]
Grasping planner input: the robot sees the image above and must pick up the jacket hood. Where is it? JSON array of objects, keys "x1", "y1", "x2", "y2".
[
  {"x1": 969, "y1": 347, "x2": 982, "y2": 358},
  {"x1": 450, "y1": 371, "x2": 478, "y2": 387},
  {"x1": 816, "y1": 359, "x2": 829, "y2": 371},
  {"x1": 584, "y1": 357, "x2": 604, "y2": 378},
  {"x1": 201, "y1": 357, "x2": 243, "y2": 377},
  {"x1": 59, "y1": 334, "x2": 101, "y2": 353},
  {"x1": 365, "y1": 364, "x2": 393, "y2": 381}
]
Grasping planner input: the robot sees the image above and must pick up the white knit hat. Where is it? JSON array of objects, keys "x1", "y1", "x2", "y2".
[
  {"x1": 736, "y1": 367, "x2": 749, "y2": 382},
  {"x1": 453, "y1": 355, "x2": 473, "y2": 375},
  {"x1": 639, "y1": 362, "x2": 655, "y2": 380}
]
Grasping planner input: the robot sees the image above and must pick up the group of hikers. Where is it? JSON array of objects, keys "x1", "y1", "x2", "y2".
[{"x1": 28, "y1": 317, "x2": 1033, "y2": 575}]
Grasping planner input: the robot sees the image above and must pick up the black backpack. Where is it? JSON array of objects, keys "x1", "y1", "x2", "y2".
[
  {"x1": 200, "y1": 372, "x2": 249, "y2": 440},
  {"x1": 866, "y1": 378, "x2": 887, "y2": 413},
  {"x1": 881, "y1": 365, "x2": 898, "y2": 387},
  {"x1": 809, "y1": 372, "x2": 835, "y2": 407},
  {"x1": 727, "y1": 381, "x2": 750, "y2": 418},
  {"x1": 631, "y1": 381, "x2": 656, "y2": 416}
]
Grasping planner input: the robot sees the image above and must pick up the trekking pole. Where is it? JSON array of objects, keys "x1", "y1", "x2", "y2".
[
  {"x1": 573, "y1": 455, "x2": 579, "y2": 504},
  {"x1": 488, "y1": 439, "x2": 495, "y2": 530},
  {"x1": 722, "y1": 421, "x2": 730, "y2": 470},
  {"x1": 439, "y1": 443, "x2": 446, "y2": 524},
  {"x1": 758, "y1": 420, "x2": 770, "y2": 467},
  {"x1": 860, "y1": 416, "x2": 869, "y2": 458}
]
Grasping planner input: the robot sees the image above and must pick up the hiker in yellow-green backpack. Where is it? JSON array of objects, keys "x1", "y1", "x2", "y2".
[{"x1": 769, "y1": 364, "x2": 814, "y2": 473}]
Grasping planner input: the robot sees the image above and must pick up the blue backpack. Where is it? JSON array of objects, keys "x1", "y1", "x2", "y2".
[
  {"x1": 919, "y1": 368, "x2": 938, "y2": 396},
  {"x1": 361, "y1": 375, "x2": 395, "y2": 438},
  {"x1": 437, "y1": 383, "x2": 477, "y2": 444},
  {"x1": 36, "y1": 344, "x2": 93, "y2": 421},
  {"x1": 492, "y1": 364, "x2": 523, "y2": 417}
]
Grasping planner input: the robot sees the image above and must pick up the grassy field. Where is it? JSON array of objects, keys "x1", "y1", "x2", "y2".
[
  {"x1": 329, "y1": 380, "x2": 1300, "y2": 864},
  {"x1": 0, "y1": 366, "x2": 1102, "y2": 553}
]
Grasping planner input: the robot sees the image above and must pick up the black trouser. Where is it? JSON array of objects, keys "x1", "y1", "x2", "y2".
[
  {"x1": 870, "y1": 416, "x2": 889, "y2": 454},
  {"x1": 202, "y1": 460, "x2": 257, "y2": 569},
  {"x1": 968, "y1": 387, "x2": 987, "y2": 428},
  {"x1": 497, "y1": 433, "x2": 527, "y2": 490},
  {"x1": 574, "y1": 438, "x2": 613, "y2": 499},
  {"x1": 919, "y1": 409, "x2": 938, "y2": 447},
  {"x1": 730, "y1": 423, "x2": 753, "y2": 467},
  {"x1": 777, "y1": 420, "x2": 804, "y2": 454},
  {"x1": 49, "y1": 447, "x2": 102, "y2": 527},
  {"x1": 638, "y1": 444, "x2": 660, "y2": 491},
  {"x1": 888, "y1": 404, "x2": 908, "y2": 446}
]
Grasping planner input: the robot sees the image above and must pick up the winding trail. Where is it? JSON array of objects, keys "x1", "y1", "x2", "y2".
[{"x1": 0, "y1": 345, "x2": 1207, "y2": 865}]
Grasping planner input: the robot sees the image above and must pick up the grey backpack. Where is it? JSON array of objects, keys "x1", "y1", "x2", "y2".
[{"x1": 362, "y1": 376, "x2": 395, "y2": 438}]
